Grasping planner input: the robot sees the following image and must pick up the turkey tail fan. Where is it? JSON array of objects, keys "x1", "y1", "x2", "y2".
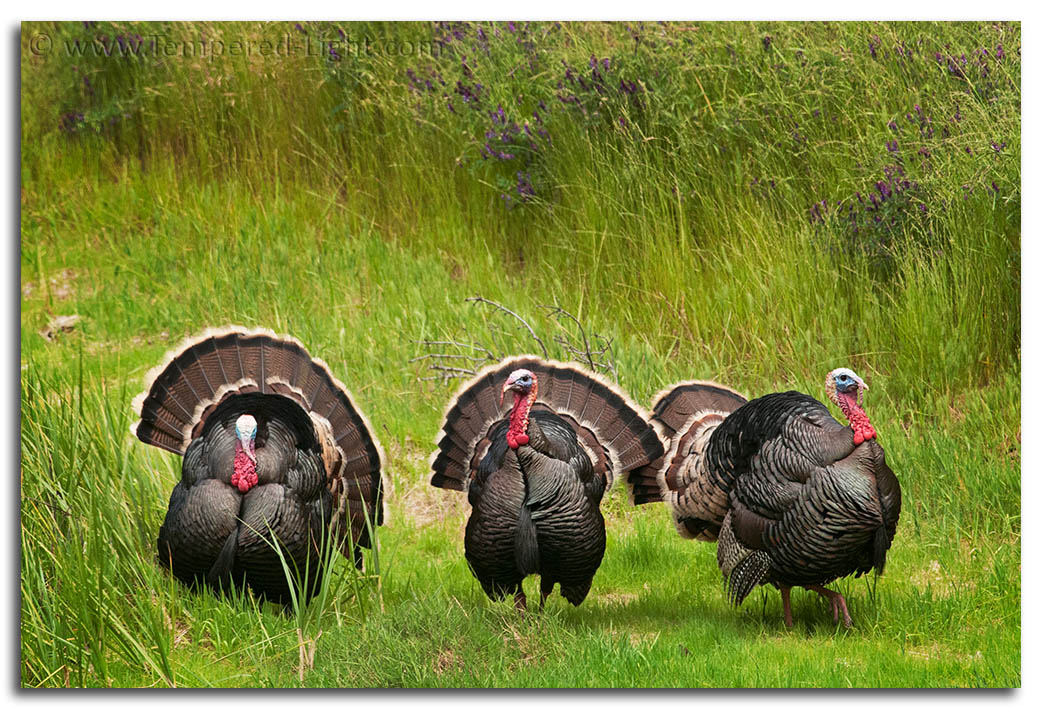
[
  {"x1": 131, "y1": 328, "x2": 253, "y2": 455},
  {"x1": 625, "y1": 380, "x2": 747, "y2": 507},
  {"x1": 431, "y1": 355, "x2": 665, "y2": 491},
  {"x1": 647, "y1": 380, "x2": 747, "y2": 438},
  {"x1": 132, "y1": 326, "x2": 386, "y2": 545}
]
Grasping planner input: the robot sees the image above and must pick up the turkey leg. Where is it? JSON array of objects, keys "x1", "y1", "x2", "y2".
[{"x1": 805, "y1": 584, "x2": 853, "y2": 627}]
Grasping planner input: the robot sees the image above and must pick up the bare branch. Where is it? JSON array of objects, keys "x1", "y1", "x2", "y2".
[
  {"x1": 543, "y1": 305, "x2": 618, "y2": 382},
  {"x1": 409, "y1": 352, "x2": 492, "y2": 365},
  {"x1": 411, "y1": 295, "x2": 619, "y2": 385},
  {"x1": 423, "y1": 365, "x2": 478, "y2": 376},
  {"x1": 543, "y1": 305, "x2": 595, "y2": 371},
  {"x1": 413, "y1": 339, "x2": 497, "y2": 359},
  {"x1": 466, "y1": 296, "x2": 549, "y2": 359},
  {"x1": 420, "y1": 370, "x2": 474, "y2": 382}
]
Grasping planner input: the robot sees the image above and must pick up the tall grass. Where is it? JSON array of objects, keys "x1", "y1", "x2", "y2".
[{"x1": 21, "y1": 20, "x2": 1019, "y2": 687}]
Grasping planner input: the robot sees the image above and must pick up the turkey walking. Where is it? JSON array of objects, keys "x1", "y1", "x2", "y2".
[
  {"x1": 431, "y1": 356, "x2": 665, "y2": 609},
  {"x1": 133, "y1": 327, "x2": 385, "y2": 603},
  {"x1": 627, "y1": 368, "x2": 900, "y2": 627}
]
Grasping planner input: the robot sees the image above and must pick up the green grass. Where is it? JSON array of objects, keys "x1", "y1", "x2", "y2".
[{"x1": 20, "y1": 20, "x2": 1019, "y2": 687}]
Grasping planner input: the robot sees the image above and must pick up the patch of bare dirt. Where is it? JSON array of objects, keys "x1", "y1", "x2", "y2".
[
  {"x1": 502, "y1": 621, "x2": 545, "y2": 670},
  {"x1": 38, "y1": 314, "x2": 82, "y2": 341},
  {"x1": 599, "y1": 592, "x2": 639, "y2": 608},
  {"x1": 391, "y1": 438, "x2": 468, "y2": 531},
  {"x1": 628, "y1": 631, "x2": 660, "y2": 648},
  {"x1": 23, "y1": 268, "x2": 80, "y2": 301},
  {"x1": 433, "y1": 648, "x2": 463, "y2": 675}
]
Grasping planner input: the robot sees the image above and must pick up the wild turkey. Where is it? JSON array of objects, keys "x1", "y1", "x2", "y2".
[
  {"x1": 627, "y1": 368, "x2": 900, "y2": 627},
  {"x1": 132, "y1": 327, "x2": 385, "y2": 603},
  {"x1": 430, "y1": 356, "x2": 665, "y2": 609}
]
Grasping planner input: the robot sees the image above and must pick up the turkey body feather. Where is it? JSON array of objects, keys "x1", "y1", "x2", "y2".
[
  {"x1": 711, "y1": 392, "x2": 900, "y2": 600},
  {"x1": 135, "y1": 327, "x2": 385, "y2": 604},
  {"x1": 465, "y1": 411, "x2": 607, "y2": 606},
  {"x1": 634, "y1": 376, "x2": 900, "y2": 627},
  {"x1": 432, "y1": 357, "x2": 664, "y2": 608}
]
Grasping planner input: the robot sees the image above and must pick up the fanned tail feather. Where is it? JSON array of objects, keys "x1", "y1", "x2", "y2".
[
  {"x1": 133, "y1": 326, "x2": 386, "y2": 552},
  {"x1": 625, "y1": 379, "x2": 746, "y2": 511},
  {"x1": 430, "y1": 356, "x2": 664, "y2": 492}
]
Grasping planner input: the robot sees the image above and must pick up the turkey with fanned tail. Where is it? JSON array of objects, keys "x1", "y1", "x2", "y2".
[
  {"x1": 132, "y1": 326, "x2": 386, "y2": 603},
  {"x1": 626, "y1": 368, "x2": 900, "y2": 627},
  {"x1": 431, "y1": 356, "x2": 665, "y2": 609}
]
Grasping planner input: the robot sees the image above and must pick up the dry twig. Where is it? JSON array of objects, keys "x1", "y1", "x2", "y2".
[{"x1": 411, "y1": 296, "x2": 618, "y2": 383}]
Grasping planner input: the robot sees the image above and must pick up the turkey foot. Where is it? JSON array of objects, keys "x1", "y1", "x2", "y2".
[{"x1": 805, "y1": 584, "x2": 853, "y2": 627}]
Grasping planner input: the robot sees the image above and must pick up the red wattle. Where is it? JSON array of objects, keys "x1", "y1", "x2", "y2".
[
  {"x1": 836, "y1": 392, "x2": 877, "y2": 446},
  {"x1": 506, "y1": 390, "x2": 534, "y2": 450},
  {"x1": 231, "y1": 443, "x2": 258, "y2": 493}
]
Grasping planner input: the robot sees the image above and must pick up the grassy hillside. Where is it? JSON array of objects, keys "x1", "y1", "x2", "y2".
[{"x1": 20, "y1": 20, "x2": 1020, "y2": 687}]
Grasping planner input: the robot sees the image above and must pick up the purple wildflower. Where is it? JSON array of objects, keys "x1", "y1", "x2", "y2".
[
  {"x1": 868, "y1": 35, "x2": 880, "y2": 59},
  {"x1": 516, "y1": 171, "x2": 535, "y2": 200},
  {"x1": 59, "y1": 111, "x2": 85, "y2": 133}
]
